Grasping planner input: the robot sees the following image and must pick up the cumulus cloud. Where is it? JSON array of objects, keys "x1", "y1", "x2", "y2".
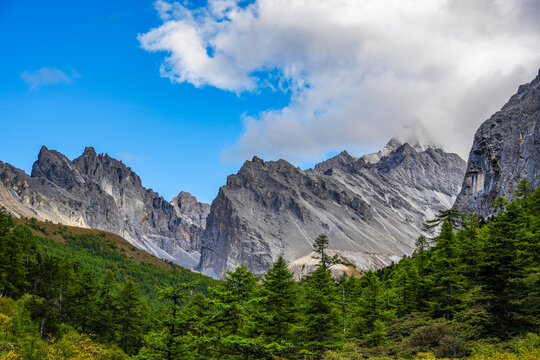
[
  {"x1": 140, "y1": 0, "x2": 540, "y2": 161},
  {"x1": 21, "y1": 67, "x2": 79, "y2": 91}
]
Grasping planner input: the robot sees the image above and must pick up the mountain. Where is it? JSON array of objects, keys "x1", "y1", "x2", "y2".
[
  {"x1": 198, "y1": 140, "x2": 466, "y2": 278},
  {"x1": 0, "y1": 146, "x2": 209, "y2": 268},
  {"x1": 454, "y1": 70, "x2": 540, "y2": 217}
]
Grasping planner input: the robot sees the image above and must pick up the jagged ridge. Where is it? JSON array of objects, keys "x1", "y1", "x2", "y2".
[
  {"x1": 0, "y1": 146, "x2": 209, "y2": 268},
  {"x1": 198, "y1": 141, "x2": 466, "y2": 278}
]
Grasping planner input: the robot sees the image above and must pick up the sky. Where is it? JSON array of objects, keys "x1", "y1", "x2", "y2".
[{"x1": 1, "y1": 0, "x2": 539, "y2": 204}]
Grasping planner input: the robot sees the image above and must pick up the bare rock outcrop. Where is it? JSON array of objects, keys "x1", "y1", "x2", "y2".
[
  {"x1": 199, "y1": 141, "x2": 466, "y2": 278},
  {"x1": 454, "y1": 70, "x2": 540, "y2": 217},
  {"x1": 0, "y1": 147, "x2": 209, "y2": 268}
]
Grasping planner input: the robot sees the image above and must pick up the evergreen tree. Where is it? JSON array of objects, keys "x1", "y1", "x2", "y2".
[
  {"x1": 413, "y1": 235, "x2": 431, "y2": 311},
  {"x1": 477, "y1": 194, "x2": 538, "y2": 337},
  {"x1": 176, "y1": 292, "x2": 215, "y2": 360},
  {"x1": 94, "y1": 269, "x2": 118, "y2": 342},
  {"x1": 427, "y1": 220, "x2": 465, "y2": 359},
  {"x1": 64, "y1": 268, "x2": 97, "y2": 333},
  {"x1": 209, "y1": 264, "x2": 260, "y2": 359},
  {"x1": 428, "y1": 221, "x2": 465, "y2": 320},
  {"x1": 116, "y1": 280, "x2": 147, "y2": 355},
  {"x1": 299, "y1": 266, "x2": 342, "y2": 359},
  {"x1": 390, "y1": 257, "x2": 420, "y2": 317},
  {"x1": 255, "y1": 256, "x2": 299, "y2": 357},
  {"x1": 349, "y1": 271, "x2": 391, "y2": 346},
  {"x1": 0, "y1": 221, "x2": 36, "y2": 298},
  {"x1": 312, "y1": 234, "x2": 342, "y2": 271}
]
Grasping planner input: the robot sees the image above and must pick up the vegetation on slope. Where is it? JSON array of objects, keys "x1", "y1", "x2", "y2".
[
  {"x1": 0, "y1": 179, "x2": 538, "y2": 359},
  {"x1": 0, "y1": 212, "x2": 217, "y2": 358}
]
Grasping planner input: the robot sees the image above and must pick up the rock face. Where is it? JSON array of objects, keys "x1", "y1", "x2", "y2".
[
  {"x1": 0, "y1": 147, "x2": 209, "y2": 268},
  {"x1": 199, "y1": 141, "x2": 466, "y2": 277},
  {"x1": 454, "y1": 70, "x2": 540, "y2": 217}
]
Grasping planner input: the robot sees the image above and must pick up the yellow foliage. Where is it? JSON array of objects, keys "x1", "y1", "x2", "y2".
[
  {"x1": 468, "y1": 348, "x2": 540, "y2": 360},
  {"x1": 0, "y1": 352, "x2": 22, "y2": 360},
  {"x1": 47, "y1": 335, "x2": 108, "y2": 360}
]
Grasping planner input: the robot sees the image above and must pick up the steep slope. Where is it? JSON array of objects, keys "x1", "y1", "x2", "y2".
[
  {"x1": 454, "y1": 70, "x2": 540, "y2": 217},
  {"x1": 0, "y1": 147, "x2": 209, "y2": 268},
  {"x1": 199, "y1": 141, "x2": 466, "y2": 277}
]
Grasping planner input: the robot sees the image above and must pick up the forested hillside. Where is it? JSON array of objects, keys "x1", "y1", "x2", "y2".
[
  {"x1": 0, "y1": 180, "x2": 538, "y2": 359},
  {"x1": 0, "y1": 213, "x2": 217, "y2": 359}
]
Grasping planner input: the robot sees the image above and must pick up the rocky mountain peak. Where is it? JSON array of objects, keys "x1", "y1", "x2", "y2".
[
  {"x1": 361, "y1": 135, "x2": 443, "y2": 165},
  {"x1": 31, "y1": 145, "x2": 86, "y2": 190},
  {"x1": 171, "y1": 191, "x2": 210, "y2": 230},
  {"x1": 199, "y1": 136, "x2": 466, "y2": 278},
  {"x1": 454, "y1": 69, "x2": 540, "y2": 217},
  {"x1": 73, "y1": 148, "x2": 142, "y2": 189},
  {"x1": 314, "y1": 151, "x2": 361, "y2": 173},
  {"x1": 82, "y1": 146, "x2": 97, "y2": 157},
  {"x1": 0, "y1": 146, "x2": 212, "y2": 269}
]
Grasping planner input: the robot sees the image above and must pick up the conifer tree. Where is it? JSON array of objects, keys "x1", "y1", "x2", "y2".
[
  {"x1": 413, "y1": 235, "x2": 431, "y2": 311},
  {"x1": 255, "y1": 256, "x2": 299, "y2": 356},
  {"x1": 477, "y1": 195, "x2": 537, "y2": 337},
  {"x1": 0, "y1": 221, "x2": 36, "y2": 298},
  {"x1": 94, "y1": 269, "x2": 118, "y2": 342},
  {"x1": 349, "y1": 271, "x2": 391, "y2": 346},
  {"x1": 299, "y1": 266, "x2": 343, "y2": 359},
  {"x1": 209, "y1": 264, "x2": 260, "y2": 359},
  {"x1": 116, "y1": 280, "x2": 147, "y2": 355},
  {"x1": 390, "y1": 258, "x2": 420, "y2": 317},
  {"x1": 312, "y1": 234, "x2": 342, "y2": 271}
]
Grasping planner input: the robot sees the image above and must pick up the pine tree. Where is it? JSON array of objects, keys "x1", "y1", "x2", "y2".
[
  {"x1": 208, "y1": 264, "x2": 260, "y2": 359},
  {"x1": 115, "y1": 280, "x2": 147, "y2": 355},
  {"x1": 255, "y1": 256, "x2": 299, "y2": 357},
  {"x1": 428, "y1": 220, "x2": 465, "y2": 359},
  {"x1": 176, "y1": 292, "x2": 215, "y2": 360},
  {"x1": 137, "y1": 281, "x2": 204, "y2": 360},
  {"x1": 428, "y1": 221, "x2": 465, "y2": 319},
  {"x1": 349, "y1": 271, "x2": 391, "y2": 346},
  {"x1": 94, "y1": 270, "x2": 118, "y2": 342},
  {"x1": 477, "y1": 193, "x2": 538, "y2": 337},
  {"x1": 413, "y1": 235, "x2": 431, "y2": 311},
  {"x1": 299, "y1": 266, "x2": 342, "y2": 359},
  {"x1": 390, "y1": 258, "x2": 420, "y2": 317},
  {"x1": 0, "y1": 220, "x2": 37, "y2": 298},
  {"x1": 312, "y1": 234, "x2": 342, "y2": 271}
]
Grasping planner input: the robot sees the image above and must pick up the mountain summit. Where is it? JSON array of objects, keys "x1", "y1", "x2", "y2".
[
  {"x1": 0, "y1": 147, "x2": 209, "y2": 268},
  {"x1": 454, "y1": 69, "x2": 540, "y2": 217},
  {"x1": 198, "y1": 141, "x2": 465, "y2": 277}
]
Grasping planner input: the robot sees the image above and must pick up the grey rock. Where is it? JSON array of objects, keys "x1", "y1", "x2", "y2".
[
  {"x1": 454, "y1": 69, "x2": 540, "y2": 217},
  {"x1": 0, "y1": 147, "x2": 209, "y2": 268},
  {"x1": 199, "y1": 142, "x2": 466, "y2": 278}
]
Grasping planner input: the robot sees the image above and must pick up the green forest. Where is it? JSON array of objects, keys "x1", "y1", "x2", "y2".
[{"x1": 0, "y1": 180, "x2": 538, "y2": 359}]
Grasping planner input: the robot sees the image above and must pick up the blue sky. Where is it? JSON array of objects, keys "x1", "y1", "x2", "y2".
[
  {"x1": 1, "y1": 0, "x2": 538, "y2": 203},
  {"x1": 0, "y1": 0, "x2": 294, "y2": 203}
]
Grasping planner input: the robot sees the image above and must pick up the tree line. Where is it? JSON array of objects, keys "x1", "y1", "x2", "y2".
[{"x1": 0, "y1": 179, "x2": 539, "y2": 359}]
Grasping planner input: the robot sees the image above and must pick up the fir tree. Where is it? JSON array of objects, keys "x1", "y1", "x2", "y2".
[
  {"x1": 299, "y1": 266, "x2": 342, "y2": 359},
  {"x1": 209, "y1": 264, "x2": 260, "y2": 359},
  {"x1": 255, "y1": 256, "x2": 299, "y2": 357},
  {"x1": 116, "y1": 280, "x2": 147, "y2": 355},
  {"x1": 312, "y1": 234, "x2": 342, "y2": 271},
  {"x1": 349, "y1": 271, "x2": 391, "y2": 346}
]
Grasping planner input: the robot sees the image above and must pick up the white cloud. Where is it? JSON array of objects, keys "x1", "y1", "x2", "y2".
[
  {"x1": 140, "y1": 0, "x2": 540, "y2": 161},
  {"x1": 21, "y1": 67, "x2": 79, "y2": 91}
]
